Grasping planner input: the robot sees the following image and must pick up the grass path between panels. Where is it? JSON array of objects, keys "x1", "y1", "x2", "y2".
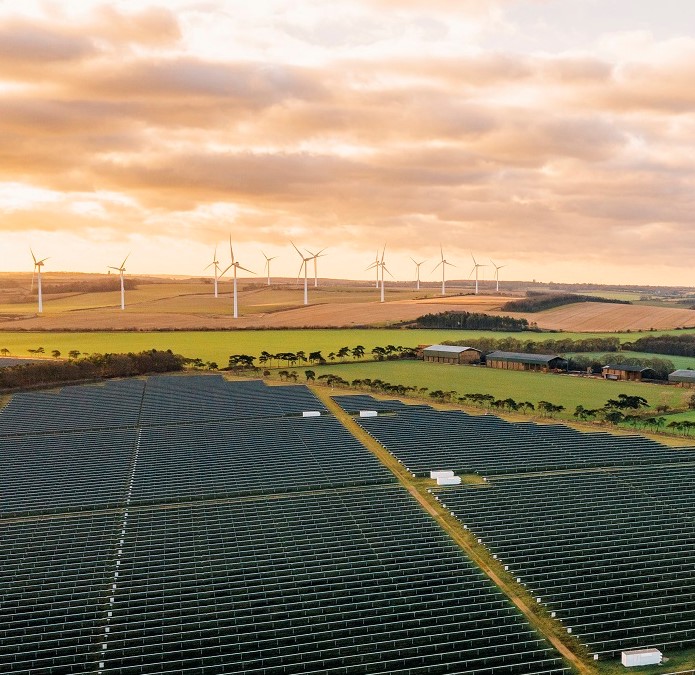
[{"x1": 311, "y1": 386, "x2": 597, "y2": 675}]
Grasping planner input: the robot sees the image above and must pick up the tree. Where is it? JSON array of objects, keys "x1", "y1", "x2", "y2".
[
  {"x1": 352, "y1": 345, "x2": 365, "y2": 360},
  {"x1": 308, "y1": 351, "x2": 324, "y2": 364},
  {"x1": 371, "y1": 346, "x2": 387, "y2": 361},
  {"x1": 278, "y1": 370, "x2": 289, "y2": 381},
  {"x1": 0, "y1": 348, "x2": 9, "y2": 356},
  {"x1": 337, "y1": 346, "x2": 350, "y2": 360},
  {"x1": 68, "y1": 350, "x2": 81, "y2": 359},
  {"x1": 605, "y1": 394, "x2": 649, "y2": 410},
  {"x1": 603, "y1": 409, "x2": 625, "y2": 425},
  {"x1": 328, "y1": 351, "x2": 336, "y2": 362},
  {"x1": 288, "y1": 371, "x2": 298, "y2": 382},
  {"x1": 688, "y1": 393, "x2": 695, "y2": 410},
  {"x1": 51, "y1": 350, "x2": 61, "y2": 359},
  {"x1": 305, "y1": 370, "x2": 316, "y2": 382}
]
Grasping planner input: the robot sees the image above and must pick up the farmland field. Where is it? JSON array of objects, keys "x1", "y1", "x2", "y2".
[
  {"x1": 4, "y1": 327, "x2": 695, "y2": 366},
  {"x1": 306, "y1": 360, "x2": 692, "y2": 415},
  {"x1": 568, "y1": 350, "x2": 695, "y2": 370}
]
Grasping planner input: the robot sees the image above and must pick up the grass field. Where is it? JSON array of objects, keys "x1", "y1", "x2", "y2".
[
  {"x1": 3, "y1": 328, "x2": 695, "y2": 366},
  {"x1": 304, "y1": 360, "x2": 691, "y2": 416},
  {"x1": 0, "y1": 329, "x2": 469, "y2": 364}
]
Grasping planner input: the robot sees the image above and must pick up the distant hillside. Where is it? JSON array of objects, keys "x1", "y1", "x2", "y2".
[{"x1": 501, "y1": 292, "x2": 631, "y2": 313}]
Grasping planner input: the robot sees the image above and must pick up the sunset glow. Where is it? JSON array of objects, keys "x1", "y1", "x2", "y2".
[{"x1": 1, "y1": 0, "x2": 694, "y2": 285}]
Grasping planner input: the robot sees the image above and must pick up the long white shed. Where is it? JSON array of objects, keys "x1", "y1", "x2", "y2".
[{"x1": 621, "y1": 649, "x2": 662, "y2": 667}]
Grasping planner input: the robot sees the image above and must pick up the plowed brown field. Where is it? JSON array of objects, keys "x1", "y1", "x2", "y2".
[{"x1": 519, "y1": 302, "x2": 695, "y2": 332}]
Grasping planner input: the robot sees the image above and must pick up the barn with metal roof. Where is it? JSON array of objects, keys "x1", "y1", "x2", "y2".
[
  {"x1": 668, "y1": 369, "x2": 695, "y2": 387},
  {"x1": 422, "y1": 345, "x2": 481, "y2": 365},
  {"x1": 485, "y1": 351, "x2": 567, "y2": 372},
  {"x1": 602, "y1": 364, "x2": 654, "y2": 382}
]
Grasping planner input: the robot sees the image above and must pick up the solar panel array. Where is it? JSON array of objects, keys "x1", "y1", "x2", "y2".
[
  {"x1": 0, "y1": 379, "x2": 145, "y2": 435},
  {"x1": 336, "y1": 395, "x2": 694, "y2": 475},
  {"x1": 433, "y1": 466, "x2": 695, "y2": 659},
  {"x1": 1, "y1": 376, "x2": 569, "y2": 674},
  {"x1": 0, "y1": 513, "x2": 120, "y2": 673},
  {"x1": 104, "y1": 488, "x2": 568, "y2": 674}
]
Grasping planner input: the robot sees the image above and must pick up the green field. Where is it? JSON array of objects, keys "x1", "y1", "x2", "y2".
[
  {"x1": 0, "y1": 329, "x2": 468, "y2": 364},
  {"x1": 305, "y1": 360, "x2": 691, "y2": 416},
  {"x1": 2, "y1": 328, "x2": 695, "y2": 367}
]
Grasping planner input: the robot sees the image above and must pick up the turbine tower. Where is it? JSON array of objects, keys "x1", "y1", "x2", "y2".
[
  {"x1": 292, "y1": 242, "x2": 313, "y2": 305},
  {"x1": 490, "y1": 259, "x2": 506, "y2": 292},
  {"x1": 432, "y1": 246, "x2": 455, "y2": 296},
  {"x1": 366, "y1": 245, "x2": 393, "y2": 303},
  {"x1": 411, "y1": 257, "x2": 426, "y2": 291},
  {"x1": 204, "y1": 246, "x2": 222, "y2": 298},
  {"x1": 30, "y1": 249, "x2": 49, "y2": 314},
  {"x1": 262, "y1": 251, "x2": 277, "y2": 286},
  {"x1": 220, "y1": 237, "x2": 254, "y2": 319},
  {"x1": 305, "y1": 247, "x2": 327, "y2": 288},
  {"x1": 469, "y1": 254, "x2": 487, "y2": 295},
  {"x1": 108, "y1": 254, "x2": 130, "y2": 310}
]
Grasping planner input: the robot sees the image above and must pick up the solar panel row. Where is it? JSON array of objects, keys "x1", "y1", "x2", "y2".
[
  {"x1": 335, "y1": 395, "x2": 694, "y2": 475},
  {"x1": 0, "y1": 375, "x2": 328, "y2": 437},
  {"x1": 433, "y1": 466, "x2": 695, "y2": 659}
]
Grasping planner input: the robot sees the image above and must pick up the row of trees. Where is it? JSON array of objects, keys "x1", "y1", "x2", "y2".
[
  {"x1": 0, "y1": 350, "x2": 186, "y2": 389},
  {"x1": 446, "y1": 336, "x2": 622, "y2": 355},
  {"x1": 625, "y1": 334, "x2": 695, "y2": 358},
  {"x1": 414, "y1": 311, "x2": 530, "y2": 331},
  {"x1": 228, "y1": 345, "x2": 417, "y2": 371},
  {"x1": 501, "y1": 292, "x2": 630, "y2": 312}
]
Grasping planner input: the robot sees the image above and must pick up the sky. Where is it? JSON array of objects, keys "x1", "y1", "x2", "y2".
[{"x1": 1, "y1": 0, "x2": 694, "y2": 286}]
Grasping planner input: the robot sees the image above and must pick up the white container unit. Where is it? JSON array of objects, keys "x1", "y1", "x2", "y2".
[
  {"x1": 436, "y1": 476, "x2": 462, "y2": 486},
  {"x1": 359, "y1": 410, "x2": 378, "y2": 417},
  {"x1": 430, "y1": 470, "x2": 454, "y2": 479},
  {"x1": 621, "y1": 649, "x2": 662, "y2": 667},
  {"x1": 302, "y1": 411, "x2": 321, "y2": 417}
]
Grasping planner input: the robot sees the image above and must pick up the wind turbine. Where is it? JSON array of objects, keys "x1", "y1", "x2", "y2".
[
  {"x1": 292, "y1": 242, "x2": 313, "y2": 305},
  {"x1": 204, "y1": 246, "x2": 222, "y2": 298},
  {"x1": 108, "y1": 254, "x2": 130, "y2": 310},
  {"x1": 490, "y1": 259, "x2": 506, "y2": 292},
  {"x1": 366, "y1": 245, "x2": 393, "y2": 303},
  {"x1": 261, "y1": 251, "x2": 277, "y2": 286},
  {"x1": 305, "y1": 247, "x2": 327, "y2": 288},
  {"x1": 220, "y1": 237, "x2": 254, "y2": 319},
  {"x1": 432, "y1": 246, "x2": 455, "y2": 296},
  {"x1": 469, "y1": 254, "x2": 487, "y2": 295},
  {"x1": 371, "y1": 250, "x2": 380, "y2": 288},
  {"x1": 411, "y1": 257, "x2": 426, "y2": 291},
  {"x1": 30, "y1": 249, "x2": 49, "y2": 314}
]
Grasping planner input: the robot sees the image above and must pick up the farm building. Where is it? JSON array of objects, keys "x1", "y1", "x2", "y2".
[
  {"x1": 602, "y1": 364, "x2": 654, "y2": 382},
  {"x1": 422, "y1": 345, "x2": 482, "y2": 365},
  {"x1": 668, "y1": 369, "x2": 695, "y2": 387},
  {"x1": 485, "y1": 351, "x2": 567, "y2": 372}
]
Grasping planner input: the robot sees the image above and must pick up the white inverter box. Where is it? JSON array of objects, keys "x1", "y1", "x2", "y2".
[
  {"x1": 621, "y1": 649, "x2": 662, "y2": 667},
  {"x1": 359, "y1": 410, "x2": 378, "y2": 417},
  {"x1": 430, "y1": 470, "x2": 455, "y2": 479},
  {"x1": 436, "y1": 476, "x2": 462, "y2": 486},
  {"x1": 302, "y1": 411, "x2": 321, "y2": 417}
]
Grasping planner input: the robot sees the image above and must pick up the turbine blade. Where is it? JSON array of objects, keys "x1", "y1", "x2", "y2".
[
  {"x1": 229, "y1": 237, "x2": 235, "y2": 265},
  {"x1": 440, "y1": 244, "x2": 444, "y2": 261},
  {"x1": 366, "y1": 262, "x2": 378, "y2": 271},
  {"x1": 30, "y1": 248, "x2": 37, "y2": 265},
  {"x1": 383, "y1": 266, "x2": 395, "y2": 279},
  {"x1": 219, "y1": 264, "x2": 233, "y2": 277},
  {"x1": 121, "y1": 253, "x2": 130, "y2": 269},
  {"x1": 432, "y1": 261, "x2": 443, "y2": 272},
  {"x1": 291, "y1": 241, "x2": 303, "y2": 258},
  {"x1": 237, "y1": 264, "x2": 255, "y2": 275},
  {"x1": 446, "y1": 261, "x2": 457, "y2": 268}
]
